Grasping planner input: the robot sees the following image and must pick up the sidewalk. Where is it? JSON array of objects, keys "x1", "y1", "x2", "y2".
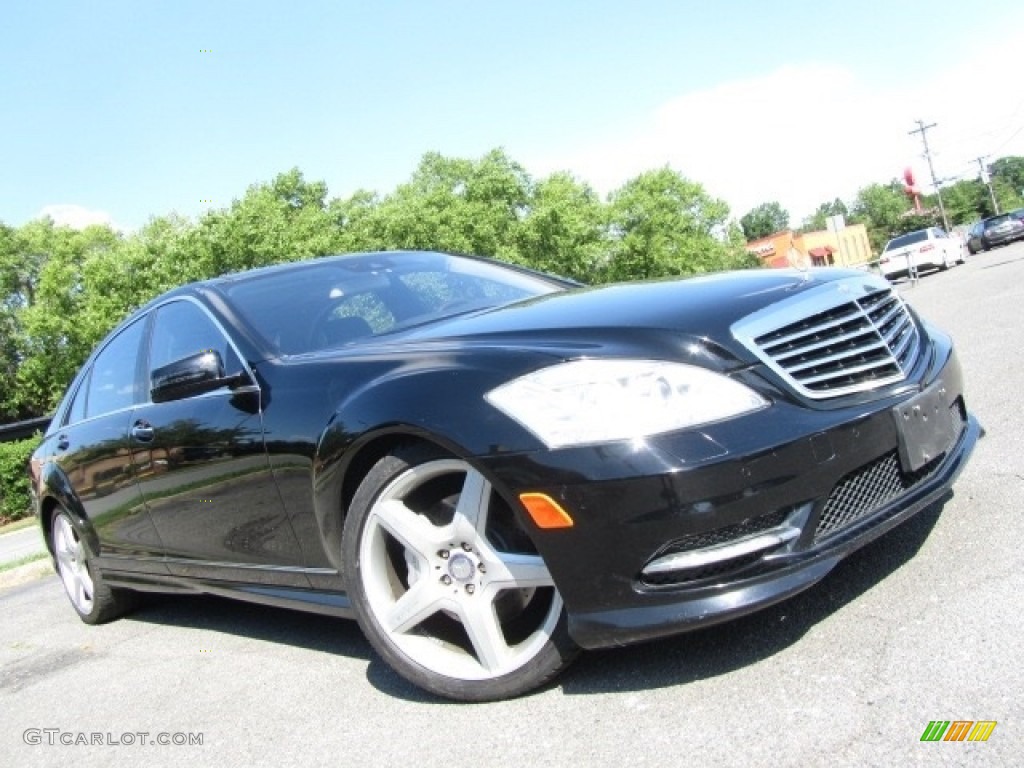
[
  {"x1": 0, "y1": 524, "x2": 47, "y2": 565},
  {"x1": 0, "y1": 523, "x2": 51, "y2": 589}
]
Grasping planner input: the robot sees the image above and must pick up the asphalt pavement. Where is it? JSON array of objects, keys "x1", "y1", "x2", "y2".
[{"x1": 2, "y1": 244, "x2": 1021, "y2": 768}]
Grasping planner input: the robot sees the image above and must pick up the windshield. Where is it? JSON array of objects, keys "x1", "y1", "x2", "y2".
[
  {"x1": 883, "y1": 231, "x2": 928, "y2": 251},
  {"x1": 221, "y1": 252, "x2": 566, "y2": 355}
]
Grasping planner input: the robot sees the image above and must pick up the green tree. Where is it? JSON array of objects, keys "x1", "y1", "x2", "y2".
[
  {"x1": 0, "y1": 224, "x2": 23, "y2": 419},
  {"x1": 850, "y1": 180, "x2": 912, "y2": 252},
  {"x1": 133, "y1": 214, "x2": 201, "y2": 291},
  {"x1": 739, "y1": 201, "x2": 789, "y2": 240},
  {"x1": 361, "y1": 149, "x2": 531, "y2": 260},
  {"x1": 800, "y1": 198, "x2": 849, "y2": 233},
  {"x1": 977, "y1": 156, "x2": 1024, "y2": 215},
  {"x1": 186, "y1": 168, "x2": 339, "y2": 279},
  {"x1": 605, "y1": 167, "x2": 742, "y2": 280},
  {"x1": 941, "y1": 179, "x2": 988, "y2": 224},
  {"x1": 989, "y1": 156, "x2": 1024, "y2": 197},
  {"x1": 330, "y1": 189, "x2": 384, "y2": 251},
  {"x1": 513, "y1": 172, "x2": 608, "y2": 281},
  {"x1": 15, "y1": 222, "x2": 126, "y2": 415}
]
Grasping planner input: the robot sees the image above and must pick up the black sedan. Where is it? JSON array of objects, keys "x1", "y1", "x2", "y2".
[{"x1": 29, "y1": 251, "x2": 979, "y2": 701}]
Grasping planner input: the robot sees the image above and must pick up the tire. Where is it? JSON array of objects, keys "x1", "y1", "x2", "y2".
[
  {"x1": 51, "y1": 509, "x2": 136, "y2": 624},
  {"x1": 342, "y1": 443, "x2": 579, "y2": 701}
]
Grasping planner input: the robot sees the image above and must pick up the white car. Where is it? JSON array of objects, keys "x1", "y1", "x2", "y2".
[{"x1": 879, "y1": 227, "x2": 966, "y2": 279}]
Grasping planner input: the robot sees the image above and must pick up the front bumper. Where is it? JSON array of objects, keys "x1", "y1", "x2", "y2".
[{"x1": 479, "y1": 344, "x2": 978, "y2": 650}]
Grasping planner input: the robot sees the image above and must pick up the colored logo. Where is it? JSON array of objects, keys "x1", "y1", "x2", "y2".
[{"x1": 920, "y1": 721, "x2": 997, "y2": 742}]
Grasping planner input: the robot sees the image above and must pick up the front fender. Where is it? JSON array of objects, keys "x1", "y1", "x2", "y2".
[{"x1": 308, "y1": 360, "x2": 551, "y2": 571}]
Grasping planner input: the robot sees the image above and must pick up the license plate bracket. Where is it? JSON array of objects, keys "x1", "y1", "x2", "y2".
[{"x1": 893, "y1": 382, "x2": 955, "y2": 473}]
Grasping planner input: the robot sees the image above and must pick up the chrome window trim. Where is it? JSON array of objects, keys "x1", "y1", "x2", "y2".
[
  {"x1": 144, "y1": 295, "x2": 260, "y2": 406},
  {"x1": 58, "y1": 295, "x2": 261, "y2": 429}
]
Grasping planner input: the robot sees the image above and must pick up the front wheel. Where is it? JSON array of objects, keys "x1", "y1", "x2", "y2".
[{"x1": 342, "y1": 444, "x2": 578, "y2": 701}]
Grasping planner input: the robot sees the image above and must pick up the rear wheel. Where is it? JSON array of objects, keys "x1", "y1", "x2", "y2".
[
  {"x1": 51, "y1": 510, "x2": 136, "y2": 624},
  {"x1": 342, "y1": 444, "x2": 578, "y2": 701}
]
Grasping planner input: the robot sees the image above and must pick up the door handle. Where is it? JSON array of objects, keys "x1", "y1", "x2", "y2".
[
  {"x1": 57, "y1": 434, "x2": 69, "y2": 451},
  {"x1": 131, "y1": 422, "x2": 155, "y2": 443}
]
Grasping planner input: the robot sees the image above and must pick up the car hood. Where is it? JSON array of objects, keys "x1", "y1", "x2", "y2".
[{"x1": 382, "y1": 267, "x2": 882, "y2": 369}]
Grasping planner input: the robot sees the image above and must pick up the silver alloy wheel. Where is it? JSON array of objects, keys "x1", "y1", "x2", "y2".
[
  {"x1": 53, "y1": 514, "x2": 95, "y2": 615},
  {"x1": 358, "y1": 458, "x2": 562, "y2": 681}
]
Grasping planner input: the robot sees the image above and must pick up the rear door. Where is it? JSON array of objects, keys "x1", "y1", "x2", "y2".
[{"x1": 48, "y1": 316, "x2": 168, "y2": 574}]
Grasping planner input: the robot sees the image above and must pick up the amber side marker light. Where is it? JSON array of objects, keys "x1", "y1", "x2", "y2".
[{"x1": 519, "y1": 493, "x2": 574, "y2": 529}]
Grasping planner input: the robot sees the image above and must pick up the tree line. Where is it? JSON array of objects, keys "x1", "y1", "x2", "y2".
[
  {"x1": 0, "y1": 149, "x2": 759, "y2": 422},
  {"x1": 740, "y1": 156, "x2": 1024, "y2": 251},
  {"x1": 7, "y1": 148, "x2": 1022, "y2": 426}
]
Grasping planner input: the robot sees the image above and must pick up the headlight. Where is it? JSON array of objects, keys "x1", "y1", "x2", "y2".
[{"x1": 485, "y1": 359, "x2": 768, "y2": 449}]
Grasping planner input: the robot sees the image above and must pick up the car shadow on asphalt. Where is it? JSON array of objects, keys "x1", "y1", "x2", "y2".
[
  {"x1": 129, "y1": 593, "x2": 445, "y2": 701},
  {"x1": 124, "y1": 494, "x2": 949, "y2": 704},
  {"x1": 557, "y1": 495, "x2": 949, "y2": 697},
  {"x1": 129, "y1": 593, "x2": 373, "y2": 661}
]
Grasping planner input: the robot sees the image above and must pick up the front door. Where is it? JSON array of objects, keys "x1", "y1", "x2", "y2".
[{"x1": 128, "y1": 299, "x2": 306, "y2": 584}]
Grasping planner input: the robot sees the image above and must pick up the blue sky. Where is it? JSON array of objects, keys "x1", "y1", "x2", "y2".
[{"x1": 3, "y1": 0, "x2": 1024, "y2": 232}]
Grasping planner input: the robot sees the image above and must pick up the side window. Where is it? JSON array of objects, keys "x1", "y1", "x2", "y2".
[
  {"x1": 65, "y1": 369, "x2": 90, "y2": 426},
  {"x1": 86, "y1": 318, "x2": 147, "y2": 419},
  {"x1": 149, "y1": 300, "x2": 242, "y2": 376}
]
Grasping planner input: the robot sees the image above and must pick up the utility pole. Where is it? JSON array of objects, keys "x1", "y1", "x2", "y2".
[
  {"x1": 973, "y1": 155, "x2": 999, "y2": 215},
  {"x1": 908, "y1": 119, "x2": 951, "y2": 231}
]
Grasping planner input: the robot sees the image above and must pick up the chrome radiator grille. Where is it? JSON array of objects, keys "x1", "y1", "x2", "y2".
[{"x1": 734, "y1": 278, "x2": 921, "y2": 399}]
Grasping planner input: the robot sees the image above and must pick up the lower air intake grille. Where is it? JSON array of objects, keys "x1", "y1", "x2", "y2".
[{"x1": 815, "y1": 404, "x2": 965, "y2": 540}]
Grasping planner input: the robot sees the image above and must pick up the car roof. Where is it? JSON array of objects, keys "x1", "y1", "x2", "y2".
[{"x1": 983, "y1": 213, "x2": 1011, "y2": 224}]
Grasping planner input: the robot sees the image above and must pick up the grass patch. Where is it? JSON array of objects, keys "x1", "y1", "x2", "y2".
[
  {"x1": 0, "y1": 551, "x2": 48, "y2": 573},
  {"x1": 0, "y1": 516, "x2": 37, "y2": 536}
]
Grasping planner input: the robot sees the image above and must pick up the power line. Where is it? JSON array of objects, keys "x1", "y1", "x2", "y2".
[
  {"x1": 909, "y1": 119, "x2": 951, "y2": 231},
  {"x1": 990, "y1": 123, "x2": 1024, "y2": 156}
]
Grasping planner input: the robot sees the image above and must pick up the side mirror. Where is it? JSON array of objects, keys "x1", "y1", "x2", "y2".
[{"x1": 150, "y1": 350, "x2": 247, "y2": 403}]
